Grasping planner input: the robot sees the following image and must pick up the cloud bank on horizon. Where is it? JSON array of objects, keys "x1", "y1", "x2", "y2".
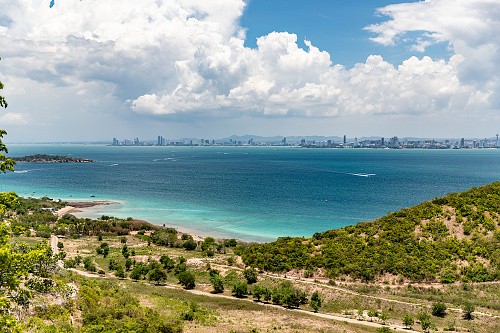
[{"x1": 0, "y1": 0, "x2": 499, "y2": 140}]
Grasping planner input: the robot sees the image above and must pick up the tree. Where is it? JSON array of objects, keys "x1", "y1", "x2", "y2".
[
  {"x1": 252, "y1": 285, "x2": 265, "y2": 301},
  {"x1": 121, "y1": 244, "x2": 129, "y2": 258},
  {"x1": 417, "y1": 312, "x2": 433, "y2": 333},
  {"x1": 115, "y1": 265, "x2": 126, "y2": 279},
  {"x1": 232, "y1": 282, "x2": 248, "y2": 298},
  {"x1": 243, "y1": 267, "x2": 258, "y2": 284},
  {"x1": 210, "y1": 275, "x2": 224, "y2": 294},
  {"x1": 0, "y1": 59, "x2": 15, "y2": 174},
  {"x1": 462, "y1": 302, "x2": 475, "y2": 320},
  {"x1": 431, "y1": 301, "x2": 447, "y2": 317},
  {"x1": 178, "y1": 271, "x2": 196, "y2": 289},
  {"x1": 160, "y1": 254, "x2": 175, "y2": 271},
  {"x1": 83, "y1": 257, "x2": 96, "y2": 272},
  {"x1": 402, "y1": 314, "x2": 414, "y2": 329},
  {"x1": 310, "y1": 291, "x2": 322, "y2": 312},
  {"x1": 378, "y1": 313, "x2": 389, "y2": 325},
  {"x1": 130, "y1": 266, "x2": 143, "y2": 281},
  {"x1": 147, "y1": 266, "x2": 168, "y2": 285},
  {"x1": 263, "y1": 287, "x2": 272, "y2": 302},
  {"x1": 182, "y1": 239, "x2": 197, "y2": 251}
]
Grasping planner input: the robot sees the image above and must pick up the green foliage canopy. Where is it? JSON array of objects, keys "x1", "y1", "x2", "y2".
[
  {"x1": 241, "y1": 182, "x2": 500, "y2": 283},
  {"x1": 0, "y1": 59, "x2": 15, "y2": 174}
]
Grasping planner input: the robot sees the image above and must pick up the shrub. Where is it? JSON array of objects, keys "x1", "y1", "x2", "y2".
[
  {"x1": 402, "y1": 314, "x2": 414, "y2": 328},
  {"x1": 431, "y1": 301, "x2": 447, "y2": 317},
  {"x1": 243, "y1": 267, "x2": 258, "y2": 284},
  {"x1": 147, "y1": 267, "x2": 168, "y2": 285},
  {"x1": 210, "y1": 275, "x2": 224, "y2": 294},
  {"x1": 178, "y1": 271, "x2": 196, "y2": 289},
  {"x1": 463, "y1": 302, "x2": 475, "y2": 320},
  {"x1": 310, "y1": 291, "x2": 322, "y2": 312},
  {"x1": 232, "y1": 282, "x2": 248, "y2": 298}
]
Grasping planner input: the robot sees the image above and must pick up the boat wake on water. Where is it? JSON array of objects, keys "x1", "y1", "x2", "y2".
[
  {"x1": 348, "y1": 173, "x2": 376, "y2": 177},
  {"x1": 322, "y1": 170, "x2": 376, "y2": 177}
]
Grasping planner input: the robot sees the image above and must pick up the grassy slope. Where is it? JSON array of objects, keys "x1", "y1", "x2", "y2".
[{"x1": 242, "y1": 182, "x2": 500, "y2": 283}]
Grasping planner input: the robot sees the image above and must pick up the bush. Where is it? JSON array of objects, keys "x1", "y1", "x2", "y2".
[
  {"x1": 210, "y1": 275, "x2": 224, "y2": 294},
  {"x1": 147, "y1": 267, "x2": 168, "y2": 285},
  {"x1": 64, "y1": 259, "x2": 76, "y2": 269},
  {"x1": 83, "y1": 257, "x2": 96, "y2": 272},
  {"x1": 310, "y1": 291, "x2": 322, "y2": 312},
  {"x1": 178, "y1": 271, "x2": 196, "y2": 289},
  {"x1": 115, "y1": 265, "x2": 126, "y2": 279},
  {"x1": 243, "y1": 267, "x2": 258, "y2": 284},
  {"x1": 252, "y1": 285, "x2": 268, "y2": 302},
  {"x1": 417, "y1": 312, "x2": 433, "y2": 332},
  {"x1": 182, "y1": 239, "x2": 197, "y2": 251},
  {"x1": 377, "y1": 327, "x2": 391, "y2": 333},
  {"x1": 431, "y1": 301, "x2": 447, "y2": 317},
  {"x1": 232, "y1": 282, "x2": 248, "y2": 298},
  {"x1": 463, "y1": 302, "x2": 475, "y2": 320},
  {"x1": 402, "y1": 314, "x2": 414, "y2": 328}
]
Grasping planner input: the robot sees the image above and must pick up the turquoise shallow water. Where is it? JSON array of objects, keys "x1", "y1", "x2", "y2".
[{"x1": 2, "y1": 144, "x2": 500, "y2": 242}]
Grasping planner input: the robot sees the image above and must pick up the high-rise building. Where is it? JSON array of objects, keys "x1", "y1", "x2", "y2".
[
  {"x1": 112, "y1": 138, "x2": 119, "y2": 146},
  {"x1": 157, "y1": 136, "x2": 166, "y2": 146},
  {"x1": 460, "y1": 138, "x2": 465, "y2": 148},
  {"x1": 389, "y1": 136, "x2": 399, "y2": 148},
  {"x1": 343, "y1": 135, "x2": 346, "y2": 146}
]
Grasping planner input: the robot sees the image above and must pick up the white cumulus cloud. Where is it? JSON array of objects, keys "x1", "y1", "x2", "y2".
[
  {"x1": 0, "y1": 0, "x2": 498, "y2": 130},
  {"x1": 365, "y1": 0, "x2": 500, "y2": 105},
  {"x1": 0, "y1": 112, "x2": 28, "y2": 125}
]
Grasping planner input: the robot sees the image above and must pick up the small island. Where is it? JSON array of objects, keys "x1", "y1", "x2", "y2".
[{"x1": 13, "y1": 154, "x2": 94, "y2": 163}]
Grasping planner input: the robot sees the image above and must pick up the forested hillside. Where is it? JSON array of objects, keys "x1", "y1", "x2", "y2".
[{"x1": 242, "y1": 182, "x2": 500, "y2": 283}]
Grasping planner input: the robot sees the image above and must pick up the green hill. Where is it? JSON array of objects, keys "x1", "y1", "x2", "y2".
[{"x1": 241, "y1": 182, "x2": 500, "y2": 283}]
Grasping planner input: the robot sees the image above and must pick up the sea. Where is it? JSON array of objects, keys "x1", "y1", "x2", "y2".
[{"x1": 1, "y1": 144, "x2": 500, "y2": 242}]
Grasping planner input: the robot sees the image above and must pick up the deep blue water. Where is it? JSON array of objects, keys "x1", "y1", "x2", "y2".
[{"x1": 2, "y1": 145, "x2": 500, "y2": 241}]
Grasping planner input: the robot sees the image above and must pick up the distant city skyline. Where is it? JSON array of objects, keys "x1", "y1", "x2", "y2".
[
  {"x1": 1, "y1": 1, "x2": 500, "y2": 142},
  {"x1": 106, "y1": 134, "x2": 500, "y2": 149}
]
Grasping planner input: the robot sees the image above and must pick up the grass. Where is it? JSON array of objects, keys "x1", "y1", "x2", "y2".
[{"x1": 15, "y1": 233, "x2": 500, "y2": 333}]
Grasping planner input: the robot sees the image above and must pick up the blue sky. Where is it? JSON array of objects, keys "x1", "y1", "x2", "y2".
[
  {"x1": 242, "y1": 0, "x2": 451, "y2": 67},
  {"x1": 0, "y1": 0, "x2": 499, "y2": 142}
]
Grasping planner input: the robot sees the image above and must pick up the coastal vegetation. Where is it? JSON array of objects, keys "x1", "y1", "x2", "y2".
[
  {"x1": 1, "y1": 150, "x2": 500, "y2": 332},
  {"x1": 241, "y1": 182, "x2": 500, "y2": 283},
  {"x1": 0, "y1": 58, "x2": 15, "y2": 174}
]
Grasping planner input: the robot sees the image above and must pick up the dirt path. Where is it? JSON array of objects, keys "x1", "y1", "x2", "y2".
[
  {"x1": 208, "y1": 263, "x2": 500, "y2": 320},
  {"x1": 186, "y1": 288, "x2": 420, "y2": 333},
  {"x1": 59, "y1": 262, "x2": 418, "y2": 333},
  {"x1": 50, "y1": 234, "x2": 59, "y2": 255}
]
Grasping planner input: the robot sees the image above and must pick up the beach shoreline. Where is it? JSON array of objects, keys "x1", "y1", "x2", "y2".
[
  {"x1": 56, "y1": 200, "x2": 121, "y2": 217},
  {"x1": 58, "y1": 200, "x2": 235, "y2": 243}
]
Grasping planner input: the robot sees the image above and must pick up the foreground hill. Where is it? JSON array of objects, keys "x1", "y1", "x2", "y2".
[
  {"x1": 241, "y1": 182, "x2": 500, "y2": 283},
  {"x1": 2, "y1": 185, "x2": 500, "y2": 332}
]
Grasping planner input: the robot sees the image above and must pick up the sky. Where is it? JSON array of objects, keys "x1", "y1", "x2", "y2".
[{"x1": 0, "y1": 0, "x2": 499, "y2": 142}]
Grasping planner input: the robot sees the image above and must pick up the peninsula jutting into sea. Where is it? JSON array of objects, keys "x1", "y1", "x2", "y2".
[{"x1": 110, "y1": 134, "x2": 500, "y2": 149}]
